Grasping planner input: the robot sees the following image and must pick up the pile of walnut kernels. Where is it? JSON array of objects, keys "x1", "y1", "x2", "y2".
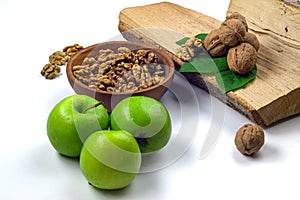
[
  {"x1": 176, "y1": 12, "x2": 259, "y2": 75},
  {"x1": 72, "y1": 48, "x2": 165, "y2": 92},
  {"x1": 41, "y1": 44, "x2": 166, "y2": 93}
]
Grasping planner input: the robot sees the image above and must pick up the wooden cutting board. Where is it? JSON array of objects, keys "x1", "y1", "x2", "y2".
[{"x1": 118, "y1": 1, "x2": 300, "y2": 127}]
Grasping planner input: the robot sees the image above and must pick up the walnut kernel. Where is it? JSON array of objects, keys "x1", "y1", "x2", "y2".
[
  {"x1": 117, "y1": 47, "x2": 131, "y2": 54},
  {"x1": 176, "y1": 37, "x2": 203, "y2": 61},
  {"x1": 41, "y1": 63, "x2": 61, "y2": 79},
  {"x1": 49, "y1": 51, "x2": 69, "y2": 66},
  {"x1": 63, "y1": 44, "x2": 83, "y2": 57},
  {"x1": 227, "y1": 43, "x2": 257, "y2": 75},
  {"x1": 234, "y1": 124, "x2": 265, "y2": 156},
  {"x1": 219, "y1": 19, "x2": 246, "y2": 47},
  {"x1": 204, "y1": 29, "x2": 229, "y2": 57}
]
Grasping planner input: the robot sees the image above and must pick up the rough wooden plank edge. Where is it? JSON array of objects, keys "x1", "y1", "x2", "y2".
[
  {"x1": 180, "y1": 72, "x2": 265, "y2": 125},
  {"x1": 282, "y1": 0, "x2": 300, "y2": 8}
]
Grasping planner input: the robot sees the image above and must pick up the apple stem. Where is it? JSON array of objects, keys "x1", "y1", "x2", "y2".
[{"x1": 82, "y1": 102, "x2": 103, "y2": 113}]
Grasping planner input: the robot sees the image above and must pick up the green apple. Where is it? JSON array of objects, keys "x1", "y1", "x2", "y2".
[
  {"x1": 80, "y1": 130, "x2": 141, "y2": 190},
  {"x1": 110, "y1": 96, "x2": 172, "y2": 154},
  {"x1": 47, "y1": 94, "x2": 109, "y2": 157}
]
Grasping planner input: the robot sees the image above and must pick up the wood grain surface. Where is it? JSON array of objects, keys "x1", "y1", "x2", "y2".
[{"x1": 118, "y1": 1, "x2": 300, "y2": 127}]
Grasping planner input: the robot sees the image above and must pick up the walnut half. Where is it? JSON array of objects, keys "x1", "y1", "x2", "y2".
[{"x1": 41, "y1": 63, "x2": 61, "y2": 79}]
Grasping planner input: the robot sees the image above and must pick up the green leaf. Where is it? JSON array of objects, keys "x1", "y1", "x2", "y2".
[
  {"x1": 176, "y1": 37, "x2": 190, "y2": 46},
  {"x1": 194, "y1": 33, "x2": 208, "y2": 41},
  {"x1": 179, "y1": 56, "x2": 228, "y2": 73},
  {"x1": 177, "y1": 33, "x2": 227, "y2": 73},
  {"x1": 215, "y1": 65, "x2": 257, "y2": 93}
]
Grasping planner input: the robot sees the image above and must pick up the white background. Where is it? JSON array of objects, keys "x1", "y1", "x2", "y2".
[{"x1": 1, "y1": 0, "x2": 300, "y2": 199}]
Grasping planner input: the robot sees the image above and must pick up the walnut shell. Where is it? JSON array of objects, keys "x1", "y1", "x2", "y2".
[
  {"x1": 226, "y1": 12, "x2": 248, "y2": 31},
  {"x1": 204, "y1": 29, "x2": 229, "y2": 57},
  {"x1": 227, "y1": 43, "x2": 257, "y2": 75},
  {"x1": 219, "y1": 19, "x2": 247, "y2": 47},
  {"x1": 244, "y1": 32, "x2": 260, "y2": 51},
  {"x1": 234, "y1": 124, "x2": 265, "y2": 156}
]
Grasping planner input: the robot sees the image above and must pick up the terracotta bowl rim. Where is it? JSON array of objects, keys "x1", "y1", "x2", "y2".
[{"x1": 66, "y1": 41, "x2": 175, "y2": 96}]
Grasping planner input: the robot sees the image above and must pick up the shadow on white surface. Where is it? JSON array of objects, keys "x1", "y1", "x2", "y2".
[
  {"x1": 232, "y1": 144, "x2": 282, "y2": 164},
  {"x1": 89, "y1": 172, "x2": 164, "y2": 200}
]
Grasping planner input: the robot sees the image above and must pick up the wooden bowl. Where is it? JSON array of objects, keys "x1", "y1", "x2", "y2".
[{"x1": 66, "y1": 41, "x2": 175, "y2": 112}]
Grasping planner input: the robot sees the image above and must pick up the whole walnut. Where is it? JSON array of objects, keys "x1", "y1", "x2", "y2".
[
  {"x1": 204, "y1": 29, "x2": 229, "y2": 57},
  {"x1": 243, "y1": 32, "x2": 260, "y2": 51},
  {"x1": 234, "y1": 124, "x2": 265, "y2": 156},
  {"x1": 226, "y1": 12, "x2": 248, "y2": 31},
  {"x1": 219, "y1": 19, "x2": 247, "y2": 47},
  {"x1": 227, "y1": 43, "x2": 257, "y2": 75}
]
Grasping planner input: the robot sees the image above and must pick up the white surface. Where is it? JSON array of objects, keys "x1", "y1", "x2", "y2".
[{"x1": 1, "y1": 0, "x2": 300, "y2": 199}]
